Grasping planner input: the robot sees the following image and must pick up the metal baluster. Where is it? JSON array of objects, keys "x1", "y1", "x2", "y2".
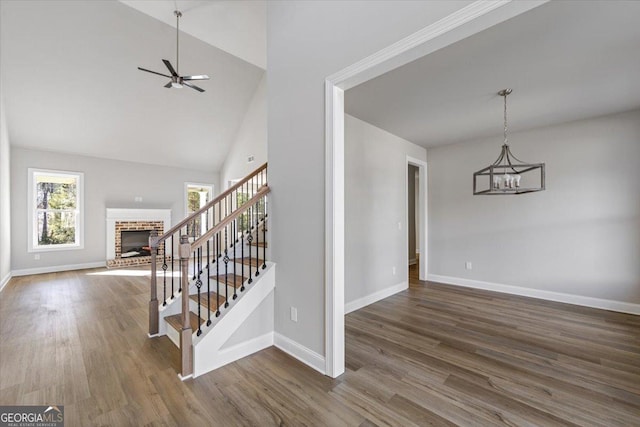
[
  {"x1": 233, "y1": 217, "x2": 238, "y2": 300},
  {"x1": 162, "y1": 241, "x2": 168, "y2": 304},
  {"x1": 206, "y1": 239, "x2": 211, "y2": 326},
  {"x1": 247, "y1": 201, "x2": 253, "y2": 284},
  {"x1": 192, "y1": 248, "x2": 196, "y2": 280},
  {"x1": 223, "y1": 221, "x2": 229, "y2": 308},
  {"x1": 216, "y1": 233, "x2": 221, "y2": 317},
  {"x1": 241, "y1": 214, "x2": 245, "y2": 292},
  {"x1": 262, "y1": 196, "x2": 267, "y2": 270},
  {"x1": 196, "y1": 246, "x2": 202, "y2": 336},
  {"x1": 171, "y1": 235, "x2": 175, "y2": 298},
  {"x1": 255, "y1": 199, "x2": 260, "y2": 277},
  {"x1": 149, "y1": 231, "x2": 159, "y2": 335}
]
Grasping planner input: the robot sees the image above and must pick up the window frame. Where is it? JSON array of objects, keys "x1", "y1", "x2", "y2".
[{"x1": 28, "y1": 168, "x2": 85, "y2": 252}]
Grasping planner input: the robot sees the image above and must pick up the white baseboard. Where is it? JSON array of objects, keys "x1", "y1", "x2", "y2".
[
  {"x1": 12, "y1": 261, "x2": 106, "y2": 277},
  {"x1": 427, "y1": 274, "x2": 640, "y2": 315},
  {"x1": 216, "y1": 332, "x2": 274, "y2": 369},
  {"x1": 0, "y1": 272, "x2": 12, "y2": 293},
  {"x1": 177, "y1": 373, "x2": 193, "y2": 381},
  {"x1": 409, "y1": 258, "x2": 417, "y2": 266},
  {"x1": 274, "y1": 333, "x2": 325, "y2": 375},
  {"x1": 345, "y1": 281, "x2": 408, "y2": 314}
]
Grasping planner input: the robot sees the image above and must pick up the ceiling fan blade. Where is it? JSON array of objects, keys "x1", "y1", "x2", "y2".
[
  {"x1": 183, "y1": 81, "x2": 205, "y2": 92},
  {"x1": 162, "y1": 59, "x2": 178, "y2": 77},
  {"x1": 138, "y1": 67, "x2": 171, "y2": 78},
  {"x1": 182, "y1": 75, "x2": 210, "y2": 81},
  {"x1": 164, "y1": 82, "x2": 172, "y2": 88}
]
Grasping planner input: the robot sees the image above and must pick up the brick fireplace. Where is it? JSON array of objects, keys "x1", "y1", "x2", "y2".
[{"x1": 106, "y1": 208, "x2": 172, "y2": 268}]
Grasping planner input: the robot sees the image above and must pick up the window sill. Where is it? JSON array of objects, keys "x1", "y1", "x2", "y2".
[{"x1": 28, "y1": 244, "x2": 85, "y2": 253}]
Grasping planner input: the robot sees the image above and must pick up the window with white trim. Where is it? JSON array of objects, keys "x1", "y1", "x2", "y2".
[{"x1": 28, "y1": 168, "x2": 84, "y2": 252}]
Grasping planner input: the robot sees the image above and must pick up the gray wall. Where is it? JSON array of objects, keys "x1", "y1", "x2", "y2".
[
  {"x1": 408, "y1": 165, "x2": 418, "y2": 263},
  {"x1": 11, "y1": 148, "x2": 218, "y2": 272},
  {"x1": 221, "y1": 74, "x2": 267, "y2": 189},
  {"x1": 0, "y1": 93, "x2": 10, "y2": 286},
  {"x1": 345, "y1": 115, "x2": 426, "y2": 305},
  {"x1": 428, "y1": 109, "x2": 640, "y2": 303},
  {"x1": 267, "y1": 0, "x2": 470, "y2": 355}
]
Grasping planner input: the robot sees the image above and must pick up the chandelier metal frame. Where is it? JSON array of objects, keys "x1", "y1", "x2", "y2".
[{"x1": 473, "y1": 89, "x2": 545, "y2": 195}]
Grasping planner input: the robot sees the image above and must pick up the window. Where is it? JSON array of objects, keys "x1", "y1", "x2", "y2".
[
  {"x1": 184, "y1": 183, "x2": 214, "y2": 238},
  {"x1": 28, "y1": 168, "x2": 84, "y2": 252}
]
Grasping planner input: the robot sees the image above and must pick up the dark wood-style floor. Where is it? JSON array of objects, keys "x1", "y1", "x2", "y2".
[{"x1": 1, "y1": 266, "x2": 639, "y2": 426}]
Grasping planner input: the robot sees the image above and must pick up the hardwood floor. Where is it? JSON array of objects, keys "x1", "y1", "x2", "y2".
[{"x1": 1, "y1": 266, "x2": 639, "y2": 426}]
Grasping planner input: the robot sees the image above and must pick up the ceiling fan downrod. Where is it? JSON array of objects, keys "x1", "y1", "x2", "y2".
[{"x1": 174, "y1": 10, "x2": 181, "y2": 76}]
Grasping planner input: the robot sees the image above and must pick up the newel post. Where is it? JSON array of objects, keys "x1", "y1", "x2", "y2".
[
  {"x1": 148, "y1": 230, "x2": 159, "y2": 336},
  {"x1": 179, "y1": 235, "x2": 194, "y2": 379}
]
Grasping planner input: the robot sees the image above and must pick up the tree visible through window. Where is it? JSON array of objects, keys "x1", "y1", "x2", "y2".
[{"x1": 30, "y1": 169, "x2": 83, "y2": 250}]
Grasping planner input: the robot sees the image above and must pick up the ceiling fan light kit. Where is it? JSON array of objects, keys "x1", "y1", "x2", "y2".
[
  {"x1": 137, "y1": 10, "x2": 209, "y2": 92},
  {"x1": 473, "y1": 89, "x2": 545, "y2": 195}
]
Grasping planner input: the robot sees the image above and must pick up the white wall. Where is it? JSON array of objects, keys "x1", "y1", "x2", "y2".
[
  {"x1": 345, "y1": 115, "x2": 426, "y2": 308},
  {"x1": 11, "y1": 148, "x2": 218, "y2": 273},
  {"x1": 221, "y1": 74, "x2": 267, "y2": 189},
  {"x1": 0, "y1": 93, "x2": 11, "y2": 288},
  {"x1": 428, "y1": 109, "x2": 640, "y2": 304},
  {"x1": 221, "y1": 291, "x2": 274, "y2": 349},
  {"x1": 267, "y1": 1, "x2": 471, "y2": 356}
]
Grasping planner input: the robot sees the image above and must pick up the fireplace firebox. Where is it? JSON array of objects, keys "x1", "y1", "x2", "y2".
[{"x1": 120, "y1": 230, "x2": 152, "y2": 258}]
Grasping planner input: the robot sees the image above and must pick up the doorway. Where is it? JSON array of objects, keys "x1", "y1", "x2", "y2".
[
  {"x1": 407, "y1": 157, "x2": 427, "y2": 282},
  {"x1": 408, "y1": 165, "x2": 419, "y2": 269},
  {"x1": 323, "y1": 2, "x2": 543, "y2": 378}
]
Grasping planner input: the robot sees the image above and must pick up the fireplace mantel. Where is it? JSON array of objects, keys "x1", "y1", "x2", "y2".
[{"x1": 106, "y1": 208, "x2": 172, "y2": 265}]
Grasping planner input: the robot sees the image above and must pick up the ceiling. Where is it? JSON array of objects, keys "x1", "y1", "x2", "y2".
[
  {"x1": 0, "y1": 0, "x2": 264, "y2": 172},
  {"x1": 120, "y1": 0, "x2": 266, "y2": 69},
  {"x1": 345, "y1": 1, "x2": 640, "y2": 148}
]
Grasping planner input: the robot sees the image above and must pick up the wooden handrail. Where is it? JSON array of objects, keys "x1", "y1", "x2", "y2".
[
  {"x1": 158, "y1": 162, "x2": 267, "y2": 243},
  {"x1": 190, "y1": 185, "x2": 270, "y2": 251}
]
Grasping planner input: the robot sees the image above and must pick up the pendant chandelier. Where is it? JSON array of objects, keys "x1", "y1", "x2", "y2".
[{"x1": 473, "y1": 89, "x2": 545, "y2": 195}]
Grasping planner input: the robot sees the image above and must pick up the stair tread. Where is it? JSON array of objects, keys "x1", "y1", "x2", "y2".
[
  {"x1": 189, "y1": 291, "x2": 226, "y2": 310},
  {"x1": 165, "y1": 312, "x2": 202, "y2": 332},
  {"x1": 237, "y1": 257, "x2": 264, "y2": 266},
  {"x1": 249, "y1": 241, "x2": 268, "y2": 247},
  {"x1": 208, "y1": 273, "x2": 247, "y2": 286}
]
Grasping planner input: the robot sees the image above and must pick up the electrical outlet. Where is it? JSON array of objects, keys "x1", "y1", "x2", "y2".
[
  {"x1": 34, "y1": 254, "x2": 40, "y2": 260},
  {"x1": 392, "y1": 266, "x2": 396, "y2": 276},
  {"x1": 465, "y1": 261, "x2": 472, "y2": 270},
  {"x1": 290, "y1": 307, "x2": 298, "y2": 322}
]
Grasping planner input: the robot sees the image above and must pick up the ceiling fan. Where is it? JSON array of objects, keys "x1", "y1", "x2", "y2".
[{"x1": 138, "y1": 10, "x2": 209, "y2": 92}]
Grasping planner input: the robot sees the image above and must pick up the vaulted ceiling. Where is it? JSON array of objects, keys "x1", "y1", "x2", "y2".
[
  {"x1": 0, "y1": 0, "x2": 265, "y2": 171},
  {"x1": 120, "y1": 0, "x2": 266, "y2": 69},
  {"x1": 346, "y1": 0, "x2": 640, "y2": 148}
]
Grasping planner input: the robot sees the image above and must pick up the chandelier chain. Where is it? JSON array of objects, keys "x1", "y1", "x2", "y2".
[{"x1": 503, "y1": 92, "x2": 508, "y2": 146}]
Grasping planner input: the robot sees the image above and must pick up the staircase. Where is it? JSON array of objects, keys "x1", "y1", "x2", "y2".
[{"x1": 147, "y1": 164, "x2": 273, "y2": 379}]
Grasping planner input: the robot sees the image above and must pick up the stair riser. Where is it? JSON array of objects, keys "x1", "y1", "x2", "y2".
[{"x1": 165, "y1": 321, "x2": 181, "y2": 348}]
